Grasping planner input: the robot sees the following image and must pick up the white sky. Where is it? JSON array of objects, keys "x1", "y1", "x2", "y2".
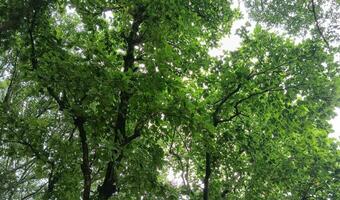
[{"x1": 330, "y1": 108, "x2": 340, "y2": 139}]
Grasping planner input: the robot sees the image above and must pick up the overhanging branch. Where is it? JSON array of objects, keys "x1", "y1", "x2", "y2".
[{"x1": 310, "y1": 0, "x2": 330, "y2": 48}]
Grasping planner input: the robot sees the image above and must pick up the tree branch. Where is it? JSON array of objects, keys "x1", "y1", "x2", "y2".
[
  {"x1": 310, "y1": 0, "x2": 330, "y2": 48},
  {"x1": 215, "y1": 86, "x2": 285, "y2": 124},
  {"x1": 213, "y1": 83, "x2": 242, "y2": 126}
]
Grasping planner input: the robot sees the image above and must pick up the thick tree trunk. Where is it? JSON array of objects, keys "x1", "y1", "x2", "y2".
[{"x1": 97, "y1": 161, "x2": 117, "y2": 199}]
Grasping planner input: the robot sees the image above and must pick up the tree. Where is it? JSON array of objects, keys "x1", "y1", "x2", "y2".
[
  {"x1": 0, "y1": 0, "x2": 339, "y2": 199},
  {"x1": 244, "y1": 0, "x2": 340, "y2": 48}
]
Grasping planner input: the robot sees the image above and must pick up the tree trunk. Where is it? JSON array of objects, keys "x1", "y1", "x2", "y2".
[
  {"x1": 97, "y1": 161, "x2": 117, "y2": 200},
  {"x1": 75, "y1": 117, "x2": 91, "y2": 200},
  {"x1": 97, "y1": 6, "x2": 146, "y2": 199},
  {"x1": 203, "y1": 152, "x2": 211, "y2": 200}
]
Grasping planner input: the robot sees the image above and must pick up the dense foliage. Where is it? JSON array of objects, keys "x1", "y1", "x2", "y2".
[{"x1": 0, "y1": 0, "x2": 339, "y2": 199}]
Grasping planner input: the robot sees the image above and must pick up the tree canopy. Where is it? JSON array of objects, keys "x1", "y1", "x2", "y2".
[{"x1": 0, "y1": 0, "x2": 339, "y2": 199}]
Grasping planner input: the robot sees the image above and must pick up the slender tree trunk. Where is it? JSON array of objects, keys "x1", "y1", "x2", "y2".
[
  {"x1": 75, "y1": 117, "x2": 91, "y2": 200},
  {"x1": 97, "y1": 6, "x2": 146, "y2": 199},
  {"x1": 43, "y1": 163, "x2": 57, "y2": 200},
  {"x1": 203, "y1": 152, "x2": 211, "y2": 200},
  {"x1": 28, "y1": 6, "x2": 93, "y2": 199}
]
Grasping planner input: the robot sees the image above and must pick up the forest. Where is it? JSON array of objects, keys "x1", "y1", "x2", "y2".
[{"x1": 0, "y1": 0, "x2": 339, "y2": 199}]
